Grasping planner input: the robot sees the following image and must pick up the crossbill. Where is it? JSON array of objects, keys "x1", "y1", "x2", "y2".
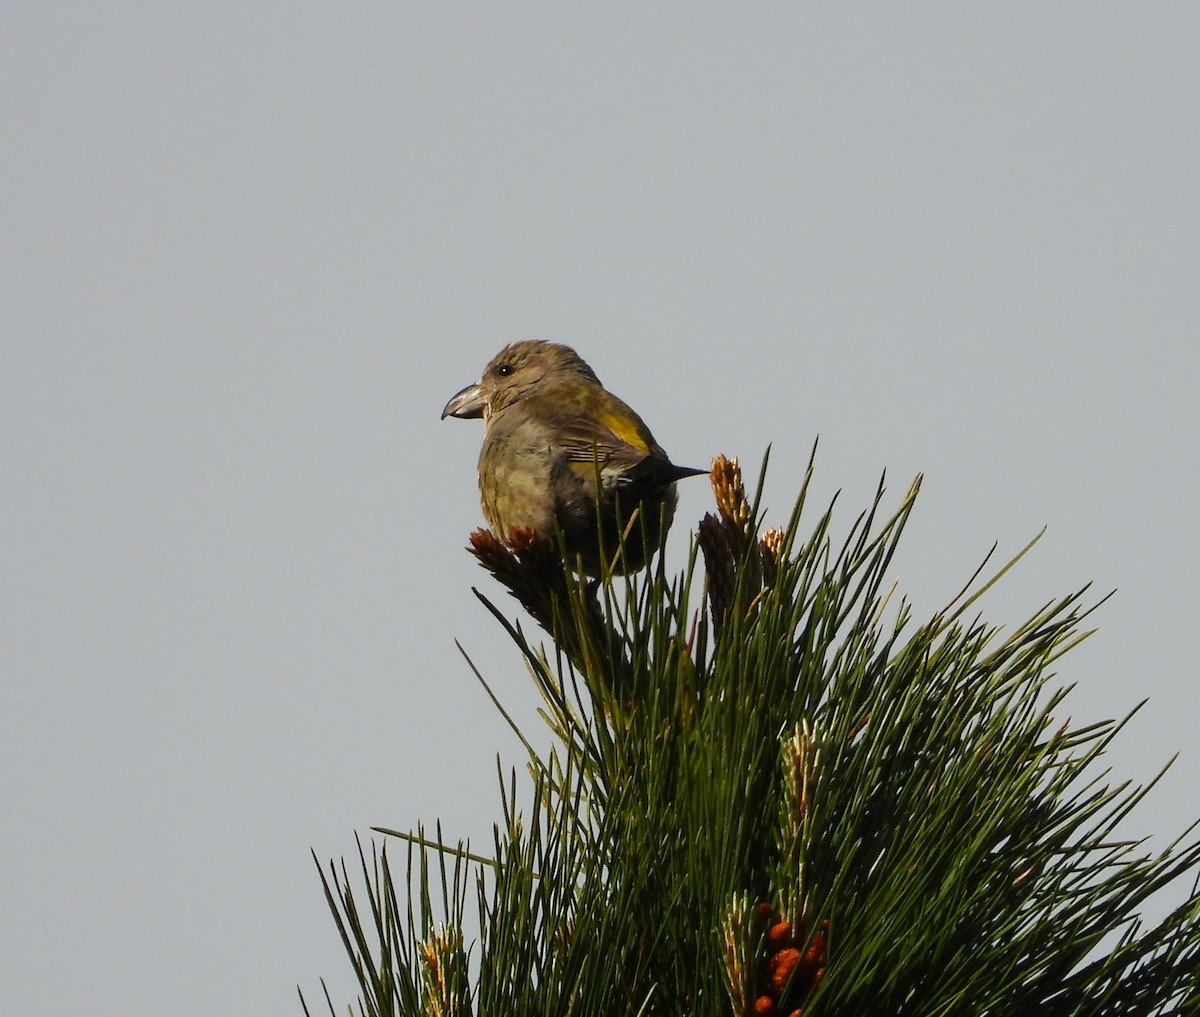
[{"x1": 442, "y1": 340, "x2": 708, "y2": 575}]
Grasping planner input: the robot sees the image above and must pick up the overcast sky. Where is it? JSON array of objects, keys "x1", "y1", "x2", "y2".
[{"x1": 3, "y1": 6, "x2": 1198, "y2": 1015}]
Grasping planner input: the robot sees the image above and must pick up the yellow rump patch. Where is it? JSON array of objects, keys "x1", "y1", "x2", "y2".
[{"x1": 599, "y1": 410, "x2": 652, "y2": 454}]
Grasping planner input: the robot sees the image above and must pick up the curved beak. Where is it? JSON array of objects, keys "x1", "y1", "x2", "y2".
[{"x1": 441, "y1": 381, "x2": 487, "y2": 420}]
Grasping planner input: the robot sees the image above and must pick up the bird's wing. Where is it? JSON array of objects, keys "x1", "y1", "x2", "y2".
[{"x1": 555, "y1": 409, "x2": 658, "y2": 474}]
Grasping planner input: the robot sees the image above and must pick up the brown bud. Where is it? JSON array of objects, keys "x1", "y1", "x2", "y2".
[
  {"x1": 711, "y1": 455, "x2": 751, "y2": 527},
  {"x1": 760, "y1": 527, "x2": 785, "y2": 585},
  {"x1": 468, "y1": 527, "x2": 514, "y2": 567}
]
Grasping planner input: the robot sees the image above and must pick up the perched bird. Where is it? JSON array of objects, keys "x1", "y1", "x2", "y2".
[{"x1": 442, "y1": 340, "x2": 708, "y2": 575}]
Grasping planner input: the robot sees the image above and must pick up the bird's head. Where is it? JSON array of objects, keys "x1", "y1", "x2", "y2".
[{"x1": 441, "y1": 340, "x2": 601, "y2": 421}]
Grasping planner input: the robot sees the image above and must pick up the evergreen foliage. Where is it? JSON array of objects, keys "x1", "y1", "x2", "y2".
[{"x1": 305, "y1": 454, "x2": 1200, "y2": 1016}]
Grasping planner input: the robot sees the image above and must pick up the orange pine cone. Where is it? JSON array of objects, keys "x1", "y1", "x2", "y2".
[
  {"x1": 766, "y1": 921, "x2": 794, "y2": 950},
  {"x1": 766, "y1": 947, "x2": 801, "y2": 994},
  {"x1": 802, "y1": 933, "x2": 827, "y2": 969}
]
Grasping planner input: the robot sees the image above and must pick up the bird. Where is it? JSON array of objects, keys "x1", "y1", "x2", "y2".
[{"x1": 442, "y1": 340, "x2": 708, "y2": 575}]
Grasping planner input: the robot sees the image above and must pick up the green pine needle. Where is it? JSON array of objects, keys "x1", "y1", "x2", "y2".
[{"x1": 305, "y1": 456, "x2": 1200, "y2": 1017}]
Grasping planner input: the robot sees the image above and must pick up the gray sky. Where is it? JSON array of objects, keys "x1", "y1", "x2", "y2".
[{"x1": 3, "y1": 6, "x2": 1198, "y2": 1014}]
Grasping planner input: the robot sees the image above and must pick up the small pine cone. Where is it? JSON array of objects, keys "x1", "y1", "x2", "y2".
[
  {"x1": 752, "y1": 995, "x2": 776, "y2": 1016},
  {"x1": 802, "y1": 933, "x2": 827, "y2": 969},
  {"x1": 766, "y1": 948, "x2": 801, "y2": 995},
  {"x1": 766, "y1": 921, "x2": 794, "y2": 951}
]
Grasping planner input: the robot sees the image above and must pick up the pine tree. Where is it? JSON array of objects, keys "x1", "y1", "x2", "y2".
[{"x1": 305, "y1": 454, "x2": 1200, "y2": 1016}]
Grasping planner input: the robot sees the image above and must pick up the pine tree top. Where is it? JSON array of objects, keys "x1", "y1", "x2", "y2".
[{"x1": 308, "y1": 452, "x2": 1200, "y2": 1017}]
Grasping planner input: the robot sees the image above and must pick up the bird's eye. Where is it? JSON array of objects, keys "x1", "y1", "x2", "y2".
[{"x1": 496, "y1": 364, "x2": 514, "y2": 377}]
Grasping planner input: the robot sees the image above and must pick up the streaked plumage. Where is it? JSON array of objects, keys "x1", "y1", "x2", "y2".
[{"x1": 442, "y1": 340, "x2": 706, "y2": 575}]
